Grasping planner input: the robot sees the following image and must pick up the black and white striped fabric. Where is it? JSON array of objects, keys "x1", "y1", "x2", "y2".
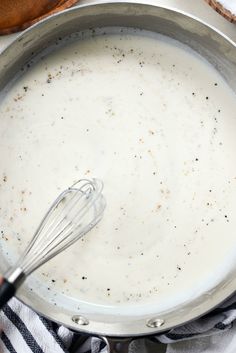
[
  {"x1": 0, "y1": 298, "x2": 106, "y2": 353},
  {"x1": 1, "y1": 295, "x2": 236, "y2": 353}
]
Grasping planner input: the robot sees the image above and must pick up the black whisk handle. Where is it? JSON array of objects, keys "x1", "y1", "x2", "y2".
[{"x1": 0, "y1": 277, "x2": 16, "y2": 309}]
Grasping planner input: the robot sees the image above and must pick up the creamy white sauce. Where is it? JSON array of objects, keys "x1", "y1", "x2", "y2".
[{"x1": 0, "y1": 28, "x2": 236, "y2": 315}]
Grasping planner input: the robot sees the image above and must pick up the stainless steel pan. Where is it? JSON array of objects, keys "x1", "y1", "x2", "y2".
[{"x1": 0, "y1": 0, "x2": 236, "y2": 351}]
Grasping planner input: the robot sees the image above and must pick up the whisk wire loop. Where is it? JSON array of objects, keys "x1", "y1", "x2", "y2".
[{"x1": 14, "y1": 179, "x2": 105, "y2": 275}]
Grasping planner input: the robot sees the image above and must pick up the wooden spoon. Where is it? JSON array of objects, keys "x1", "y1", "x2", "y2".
[{"x1": 0, "y1": 0, "x2": 78, "y2": 35}]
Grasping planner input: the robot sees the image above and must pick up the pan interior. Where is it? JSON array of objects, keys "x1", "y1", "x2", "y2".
[{"x1": 0, "y1": 26, "x2": 236, "y2": 321}]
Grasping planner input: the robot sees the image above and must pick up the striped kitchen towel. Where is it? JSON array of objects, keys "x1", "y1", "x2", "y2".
[
  {"x1": 1, "y1": 295, "x2": 236, "y2": 353},
  {"x1": 0, "y1": 298, "x2": 106, "y2": 353}
]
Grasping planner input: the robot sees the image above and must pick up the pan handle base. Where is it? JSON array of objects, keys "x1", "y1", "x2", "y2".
[{"x1": 102, "y1": 337, "x2": 133, "y2": 353}]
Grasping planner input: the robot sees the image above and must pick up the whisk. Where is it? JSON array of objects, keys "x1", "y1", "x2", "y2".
[{"x1": 0, "y1": 178, "x2": 106, "y2": 309}]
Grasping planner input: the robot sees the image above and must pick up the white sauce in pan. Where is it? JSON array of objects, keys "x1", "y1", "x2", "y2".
[{"x1": 0, "y1": 28, "x2": 236, "y2": 314}]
